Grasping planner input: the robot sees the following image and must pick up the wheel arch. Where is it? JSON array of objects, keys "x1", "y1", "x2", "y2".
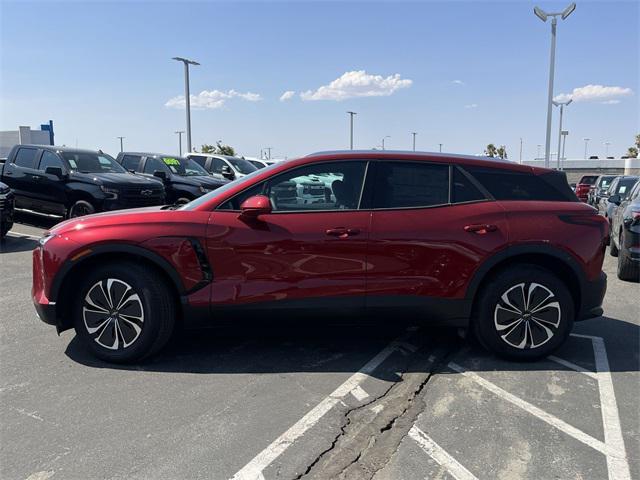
[{"x1": 53, "y1": 244, "x2": 185, "y2": 332}]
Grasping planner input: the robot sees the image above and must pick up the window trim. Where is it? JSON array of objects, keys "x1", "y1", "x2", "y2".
[{"x1": 216, "y1": 160, "x2": 371, "y2": 214}]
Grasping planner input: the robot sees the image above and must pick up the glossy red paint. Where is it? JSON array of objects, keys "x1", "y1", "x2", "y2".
[{"x1": 33, "y1": 151, "x2": 608, "y2": 331}]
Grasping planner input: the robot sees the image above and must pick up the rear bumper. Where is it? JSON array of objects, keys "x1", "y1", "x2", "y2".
[{"x1": 577, "y1": 271, "x2": 607, "y2": 321}]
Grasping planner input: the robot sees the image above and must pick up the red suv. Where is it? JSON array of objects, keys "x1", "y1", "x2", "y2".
[{"x1": 32, "y1": 151, "x2": 608, "y2": 362}]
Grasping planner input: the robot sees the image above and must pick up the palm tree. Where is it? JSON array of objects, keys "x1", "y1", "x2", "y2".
[
  {"x1": 496, "y1": 145, "x2": 508, "y2": 159},
  {"x1": 484, "y1": 144, "x2": 497, "y2": 157}
]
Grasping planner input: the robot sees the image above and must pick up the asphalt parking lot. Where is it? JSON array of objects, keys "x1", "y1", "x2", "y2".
[{"x1": 1, "y1": 215, "x2": 638, "y2": 480}]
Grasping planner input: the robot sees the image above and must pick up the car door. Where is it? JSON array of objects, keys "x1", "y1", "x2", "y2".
[
  {"x1": 3, "y1": 146, "x2": 41, "y2": 210},
  {"x1": 206, "y1": 160, "x2": 370, "y2": 311},
  {"x1": 119, "y1": 154, "x2": 142, "y2": 173},
  {"x1": 37, "y1": 150, "x2": 68, "y2": 215},
  {"x1": 365, "y1": 161, "x2": 508, "y2": 316}
]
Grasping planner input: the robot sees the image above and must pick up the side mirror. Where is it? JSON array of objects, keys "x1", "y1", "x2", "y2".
[
  {"x1": 45, "y1": 166, "x2": 65, "y2": 178},
  {"x1": 221, "y1": 165, "x2": 235, "y2": 180},
  {"x1": 608, "y1": 194, "x2": 621, "y2": 205},
  {"x1": 153, "y1": 170, "x2": 168, "y2": 181},
  {"x1": 240, "y1": 195, "x2": 272, "y2": 218}
]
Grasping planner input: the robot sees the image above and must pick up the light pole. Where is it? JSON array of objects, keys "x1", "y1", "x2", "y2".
[
  {"x1": 583, "y1": 138, "x2": 590, "y2": 159},
  {"x1": 604, "y1": 142, "x2": 611, "y2": 157},
  {"x1": 265, "y1": 147, "x2": 272, "y2": 160},
  {"x1": 560, "y1": 130, "x2": 569, "y2": 169},
  {"x1": 534, "y1": 3, "x2": 576, "y2": 168},
  {"x1": 438, "y1": 143, "x2": 443, "y2": 153},
  {"x1": 172, "y1": 57, "x2": 200, "y2": 154},
  {"x1": 347, "y1": 111, "x2": 356, "y2": 150},
  {"x1": 519, "y1": 138, "x2": 523, "y2": 164},
  {"x1": 175, "y1": 130, "x2": 185, "y2": 156},
  {"x1": 382, "y1": 136, "x2": 390, "y2": 151},
  {"x1": 117, "y1": 136, "x2": 125, "y2": 152},
  {"x1": 552, "y1": 98, "x2": 572, "y2": 169},
  {"x1": 412, "y1": 132, "x2": 417, "y2": 152}
]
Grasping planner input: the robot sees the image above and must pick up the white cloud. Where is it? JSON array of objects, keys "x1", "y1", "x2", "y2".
[
  {"x1": 464, "y1": 103, "x2": 478, "y2": 109},
  {"x1": 165, "y1": 89, "x2": 262, "y2": 110},
  {"x1": 554, "y1": 84, "x2": 633, "y2": 103},
  {"x1": 300, "y1": 70, "x2": 412, "y2": 101},
  {"x1": 452, "y1": 80, "x2": 465, "y2": 85},
  {"x1": 600, "y1": 99, "x2": 621, "y2": 105},
  {"x1": 279, "y1": 90, "x2": 296, "y2": 102}
]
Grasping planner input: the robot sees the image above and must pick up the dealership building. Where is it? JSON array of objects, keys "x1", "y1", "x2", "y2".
[{"x1": 0, "y1": 121, "x2": 54, "y2": 158}]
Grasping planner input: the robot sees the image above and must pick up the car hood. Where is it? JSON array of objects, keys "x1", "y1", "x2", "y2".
[
  {"x1": 71, "y1": 172, "x2": 161, "y2": 187},
  {"x1": 172, "y1": 175, "x2": 228, "y2": 189},
  {"x1": 49, "y1": 206, "x2": 167, "y2": 235}
]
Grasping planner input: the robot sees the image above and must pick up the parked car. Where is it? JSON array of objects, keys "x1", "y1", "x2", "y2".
[
  {"x1": 0, "y1": 145, "x2": 166, "y2": 218},
  {"x1": 33, "y1": 150, "x2": 607, "y2": 363},
  {"x1": 246, "y1": 158, "x2": 275, "y2": 169},
  {"x1": 574, "y1": 175, "x2": 599, "y2": 202},
  {"x1": 115, "y1": 152, "x2": 228, "y2": 205},
  {"x1": 588, "y1": 175, "x2": 616, "y2": 206},
  {"x1": 185, "y1": 153, "x2": 258, "y2": 181},
  {"x1": 0, "y1": 181, "x2": 14, "y2": 238},
  {"x1": 609, "y1": 180, "x2": 640, "y2": 281},
  {"x1": 598, "y1": 176, "x2": 639, "y2": 222}
]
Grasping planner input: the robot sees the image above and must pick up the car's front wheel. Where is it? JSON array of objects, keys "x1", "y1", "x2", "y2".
[
  {"x1": 473, "y1": 265, "x2": 574, "y2": 361},
  {"x1": 73, "y1": 262, "x2": 175, "y2": 363}
]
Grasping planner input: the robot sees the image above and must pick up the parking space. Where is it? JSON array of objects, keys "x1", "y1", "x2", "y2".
[{"x1": 1, "y1": 220, "x2": 638, "y2": 480}]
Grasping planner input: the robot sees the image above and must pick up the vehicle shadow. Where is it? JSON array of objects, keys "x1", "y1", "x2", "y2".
[
  {"x1": 0, "y1": 234, "x2": 39, "y2": 253},
  {"x1": 14, "y1": 211, "x2": 61, "y2": 230},
  {"x1": 64, "y1": 315, "x2": 639, "y2": 377}
]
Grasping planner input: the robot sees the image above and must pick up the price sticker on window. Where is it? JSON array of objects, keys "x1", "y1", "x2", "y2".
[{"x1": 163, "y1": 157, "x2": 180, "y2": 166}]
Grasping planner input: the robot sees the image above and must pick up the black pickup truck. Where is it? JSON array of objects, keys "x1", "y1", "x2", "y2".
[
  {"x1": 0, "y1": 145, "x2": 166, "y2": 218},
  {"x1": 115, "y1": 152, "x2": 228, "y2": 204}
]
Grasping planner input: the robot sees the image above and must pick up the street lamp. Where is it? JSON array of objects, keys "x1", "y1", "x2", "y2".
[
  {"x1": 175, "y1": 130, "x2": 185, "y2": 156},
  {"x1": 534, "y1": 2, "x2": 577, "y2": 168},
  {"x1": 438, "y1": 143, "x2": 443, "y2": 153},
  {"x1": 583, "y1": 138, "x2": 590, "y2": 159},
  {"x1": 347, "y1": 111, "x2": 356, "y2": 150},
  {"x1": 552, "y1": 98, "x2": 572, "y2": 169},
  {"x1": 537, "y1": 144, "x2": 542, "y2": 159},
  {"x1": 264, "y1": 147, "x2": 272, "y2": 160},
  {"x1": 411, "y1": 132, "x2": 417, "y2": 152},
  {"x1": 172, "y1": 56, "x2": 200, "y2": 154},
  {"x1": 382, "y1": 136, "x2": 390, "y2": 151},
  {"x1": 560, "y1": 130, "x2": 569, "y2": 169},
  {"x1": 116, "y1": 136, "x2": 125, "y2": 152}
]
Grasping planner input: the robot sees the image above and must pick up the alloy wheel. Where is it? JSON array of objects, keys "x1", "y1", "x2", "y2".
[
  {"x1": 493, "y1": 282, "x2": 561, "y2": 349},
  {"x1": 82, "y1": 278, "x2": 145, "y2": 350}
]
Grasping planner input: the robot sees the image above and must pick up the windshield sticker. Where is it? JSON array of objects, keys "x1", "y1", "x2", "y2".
[{"x1": 163, "y1": 157, "x2": 180, "y2": 166}]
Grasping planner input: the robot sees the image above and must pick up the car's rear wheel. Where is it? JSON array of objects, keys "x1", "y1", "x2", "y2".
[
  {"x1": 617, "y1": 230, "x2": 640, "y2": 282},
  {"x1": 610, "y1": 233, "x2": 619, "y2": 257},
  {"x1": 73, "y1": 262, "x2": 175, "y2": 363},
  {"x1": 473, "y1": 265, "x2": 574, "y2": 361},
  {"x1": 68, "y1": 200, "x2": 95, "y2": 219}
]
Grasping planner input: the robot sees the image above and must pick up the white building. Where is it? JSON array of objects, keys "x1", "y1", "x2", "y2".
[{"x1": 0, "y1": 122, "x2": 54, "y2": 158}]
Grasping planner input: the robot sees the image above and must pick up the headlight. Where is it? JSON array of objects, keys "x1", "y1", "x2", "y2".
[
  {"x1": 0, "y1": 186, "x2": 9, "y2": 195},
  {"x1": 100, "y1": 186, "x2": 119, "y2": 200},
  {"x1": 39, "y1": 232, "x2": 57, "y2": 247}
]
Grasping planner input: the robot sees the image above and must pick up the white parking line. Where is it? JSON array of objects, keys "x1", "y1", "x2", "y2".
[
  {"x1": 448, "y1": 362, "x2": 609, "y2": 455},
  {"x1": 230, "y1": 331, "x2": 413, "y2": 480},
  {"x1": 548, "y1": 355, "x2": 598, "y2": 379},
  {"x1": 408, "y1": 426, "x2": 478, "y2": 480},
  {"x1": 351, "y1": 385, "x2": 369, "y2": 401}
]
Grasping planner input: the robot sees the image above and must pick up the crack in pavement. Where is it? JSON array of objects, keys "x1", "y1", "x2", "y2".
[{"x1": 295, "y1": 332, "x2": 460, "y2": 480}]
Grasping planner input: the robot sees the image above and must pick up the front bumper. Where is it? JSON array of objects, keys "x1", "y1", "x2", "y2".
[{"x1": 577, "y1": 271, "x2": 607, "y2": 321}]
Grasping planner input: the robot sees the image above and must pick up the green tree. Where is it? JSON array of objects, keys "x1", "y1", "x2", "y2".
[
  {"x1": 215, "y1": 141, "x2": 235, "y2": 156},
  {"x1": 627, "y1": 146, "x2": 638, "y2": 158},
  {"x1": 201, "y1": 144, "x2": 215, "y2": 153},
  {"x1": 635, "y1": 133, "x2": 640, "y2": 149},
  {"x1": 496, "y1": 145, "x2": 508, "y2": 159},
  {"x1": 484, "y1": 143, "x2": 497, "y2": 157}
]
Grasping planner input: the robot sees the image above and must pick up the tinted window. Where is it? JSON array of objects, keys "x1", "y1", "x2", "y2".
[
  {"x1": 615, "y1": 178, "x2": 639, "y2": 198},
  {"x1": 14, "y1": 148, "x2": 38, "y2": 168},
  {"x1": 220, "y1": 161, "x2": 367, "y2": 212},
  {"x1": 249, "y1": 160, "x2": 266, "y2": 169},
  {"x1": 121, "y1": 155, "x2": 141, "y2": 171},
  {"x1": 189, "y1": 155, "x2": 207, "y2": 168},
  {"x1": 579, "y1": 176, "x2": 599, "y2": 185},
  {"x1": 39, "y1": 151, "x2": 65, "y2": 171},
  {"x1": 211, "y1": 158, "x2": 226, "y2": 174},
  {"x1": 143, "y1": 157, "x2": 166, "y2": 175},
  {"x1": 464, "y1": 166, "x2": 571, "y2": 201},
  {"x1": 162, "y1": 157, "x2": 208, "y2": 176},
  {"x1": 453, "y1": 167, "x2": 485, "y2": 203},
  {"x1": 62, "y1": 152, "x2": 126, "y2": 173},
  {"x1": 371, "y1": 162, "x2": 449, "y2": 209},
  {"x1": 227, "y1": 157, "x2": 258, "y2": 175}
]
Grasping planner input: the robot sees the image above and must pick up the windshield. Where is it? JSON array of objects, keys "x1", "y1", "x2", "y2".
[
  {"x1": 599, "y1": 176, "x2": 615, "y2": 189},
  {"x1": 179, "y1": 163, "x2": 278, "y2": 211},
  {"x1": 162, "y1": 157, "x2": 209, "y2": 176},
  {"x1": 62, "y1": 152, "x2": 126, "y2": 174},
  {"x1": 615, "y1": 178, "x2": 639, "y2": 198},
  {"x1": 227, "y1": 157, "x2": 258, "y2": 175}
]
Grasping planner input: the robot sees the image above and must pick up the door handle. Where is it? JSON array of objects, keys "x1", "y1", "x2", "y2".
[
  {"x1": 464, "y1": 224, "x2": 498, "y2": 234},
  {"x1": 326, "y1": 227, "x2": 361, "y2": 239}
]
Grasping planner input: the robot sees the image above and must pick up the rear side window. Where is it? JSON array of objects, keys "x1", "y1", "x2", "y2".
[
  {"x1": 464, "y1": 166, "x2": 574, "y2": 201},
  {"x1": 39, "y1": 151, "x2": 65, "y2": 171},
  {"x1": 579, "y1": 176, "x2": 599, "y2": 185},
  {"x1": 452, "y1": 167, "x2": 486, "y2": 203},
  {"x1": 14, "y1": 148, "x2": 38, "y2": 168},
  {"x1": 371, "y1": 162, "x2": 449, "y2": 209},
  {"x1": 189, "y1": 155, "x2": 207, "y2": 168},
  {"x1": 121, "y1": 155, "x2": 141, "y2": 171}
]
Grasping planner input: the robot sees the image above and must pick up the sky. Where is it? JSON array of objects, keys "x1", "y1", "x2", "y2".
[{"x1": 0, "y1": 0, "x2": 638, "y2": 161}]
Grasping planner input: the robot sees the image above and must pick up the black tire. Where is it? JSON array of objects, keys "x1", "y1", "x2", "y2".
[
  {"x1": 0, "y1": 221, "x2": 11, "y2": 238},
  {"x1": 617, "y1": 231, "x2": 640, "y2": 282},
  {"x1": 73, "y1": 262, "x2": 175, "y2": 363},
  {"x1": 472, "y1": 264, "x2": 574, "y2": 361},
  {"x1": 68, "y1": 200, "x2": 95, "y2": 219},
  {"x1": 609, "y1": 234, "x2": 619, "y2": 257}
]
